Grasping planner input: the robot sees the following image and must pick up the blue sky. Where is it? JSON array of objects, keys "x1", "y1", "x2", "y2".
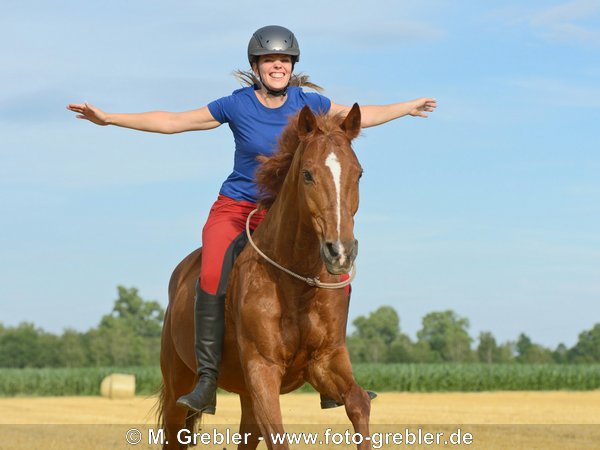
[{"x1": 1, "y1": 0, "x2": 599, "y2": 348}]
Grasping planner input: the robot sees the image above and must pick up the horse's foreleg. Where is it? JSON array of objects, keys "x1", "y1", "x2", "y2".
[
  {"x1": 309, "y1": 348, "x2": 372, "y2": 450},
  {"x1": 242, "y1": 359, "x2": 288, "y2": 450},
  {"x1": 236, "y1": 394, "x2": 262, "y2": 450},
  {"x1": 343, "y1": 383, "x2": 372, "y2": 450}
]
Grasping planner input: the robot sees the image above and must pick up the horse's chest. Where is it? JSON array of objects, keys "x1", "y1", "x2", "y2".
[{"x1": 277, "y1": 314, "x2": 332, "y2": 362}]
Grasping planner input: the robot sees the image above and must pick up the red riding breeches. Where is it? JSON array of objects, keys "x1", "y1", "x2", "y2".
[{"x1": 200, "y1": 195, "x2": 266, "y2": 295}]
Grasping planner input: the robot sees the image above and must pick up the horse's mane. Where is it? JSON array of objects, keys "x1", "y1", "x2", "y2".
[{"x1": 255, "y1": 112, "x2": 347, "y2": 210}]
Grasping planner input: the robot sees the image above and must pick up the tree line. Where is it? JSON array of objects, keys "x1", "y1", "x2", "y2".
[
  {"x1": 1, "y1": 287, "x2": 598, "y2": 367},
  {"x1": 348, "y1": 307, "x2": 600, "y2": 364},
  {"x1": 0, "y1": 287, "x2": 163, "y2": 368}
]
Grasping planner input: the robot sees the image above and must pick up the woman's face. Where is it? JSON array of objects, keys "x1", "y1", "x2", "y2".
[{"x1": 253, "y1": 54, "x2": 293, "y2": 91}]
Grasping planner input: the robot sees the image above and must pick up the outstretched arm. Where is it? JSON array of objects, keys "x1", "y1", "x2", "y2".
[
  {"x1": 66, "y1": 103, "x2": 221, "y2": 134},
  {"x1": 329, "y1": 98, "x2": 437, "y2": 128}
]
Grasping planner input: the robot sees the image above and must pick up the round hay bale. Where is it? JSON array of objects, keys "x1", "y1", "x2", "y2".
[{"x1": 100, "y1": 373, "x2": 136, "y2": 399}]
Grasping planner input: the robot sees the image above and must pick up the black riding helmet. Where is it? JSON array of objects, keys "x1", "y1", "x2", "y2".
[
  {"x1": 248, "y1": 25, "x2": 300, "y2": 96},
  {"x1": 247, "y1": 25, "x2": 300, "y2": 66}
]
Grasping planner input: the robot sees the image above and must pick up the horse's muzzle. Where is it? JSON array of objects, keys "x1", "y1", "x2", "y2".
[{"x1": 321, "y1": 239, "x2": 358, "y2": 275}]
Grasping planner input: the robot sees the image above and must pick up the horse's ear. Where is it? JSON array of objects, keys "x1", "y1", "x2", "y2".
[
  {"x1": 297, "y1": 105, "x2": 318, "y2": 141},
  {"x1": 340, "y1": 103, "x2": 361, "y2": 141}
]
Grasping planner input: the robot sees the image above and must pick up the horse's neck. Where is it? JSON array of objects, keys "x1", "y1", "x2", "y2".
[{"x1": 254, "y1": 154, "x2": 323, "y2": 278}]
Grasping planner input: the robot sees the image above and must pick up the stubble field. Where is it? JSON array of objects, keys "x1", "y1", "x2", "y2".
[{"x1": 2, "y1": 391, "x2": 599, "y2": 449}]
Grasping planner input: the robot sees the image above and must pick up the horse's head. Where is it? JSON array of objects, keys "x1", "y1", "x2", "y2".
[{"x1": 296, "y1": 104, "x2": 363, "y2": 275}]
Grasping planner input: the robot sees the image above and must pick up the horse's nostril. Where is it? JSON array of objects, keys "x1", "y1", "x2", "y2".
[{"x1": 325, "y1": 241, "x2": 340, "y2": 258}]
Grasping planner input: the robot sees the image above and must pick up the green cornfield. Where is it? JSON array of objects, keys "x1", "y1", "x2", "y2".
[
  {"x1": 0, "y1": 366, "x2": 161, "y2": 397},
  {"x1": 1, "y1": 364, "x2": 599, "y2": 397},
  {"x1": 351, "y1": 363, "x2": 600, "y2": 392}
]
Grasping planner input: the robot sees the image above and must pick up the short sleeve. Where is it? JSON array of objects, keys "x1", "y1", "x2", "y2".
[
  {"x1": 207, "y1": 95, "x2": 236, "y2": 124},
  {"x1": 304, "y1": 92, "x2": 331, "y2": 115}
]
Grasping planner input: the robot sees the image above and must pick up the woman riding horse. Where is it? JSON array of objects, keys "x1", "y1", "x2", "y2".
[{"x1": 68, "y1": 25, "x2": 437, "y2": 415}]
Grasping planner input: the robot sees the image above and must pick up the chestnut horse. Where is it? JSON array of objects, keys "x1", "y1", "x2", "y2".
[{"x1": 158, "y1": 104, "x2": 371, "y2": 450}]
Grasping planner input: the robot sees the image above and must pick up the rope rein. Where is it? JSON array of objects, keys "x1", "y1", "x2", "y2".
[{"x1": 245, "y1": 209, "x2": 356, "y2": 289}]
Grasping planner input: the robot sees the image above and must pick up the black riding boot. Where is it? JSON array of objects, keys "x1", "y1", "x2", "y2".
[
  {"x1": 320, "y1": 289, "x2": 378, "y2": 409},
  {"x1": 320, "y1": 390, "x2": 378, "y2": 409},
  {"x1": 176, "y1": 282, "x2": 224, "y2": 414}
]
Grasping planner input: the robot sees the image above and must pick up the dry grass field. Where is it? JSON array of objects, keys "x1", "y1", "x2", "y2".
[{"x1": 2, "y1": 391, "x2": 600, "y2": 449}]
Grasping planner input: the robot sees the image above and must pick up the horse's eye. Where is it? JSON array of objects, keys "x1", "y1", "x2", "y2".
[
  {"x1": 358, "y1": 170, "x2": 363, "y2": 181},
  {"x1": 302, "y1": 170, "x2": 314, "y2": 183}
]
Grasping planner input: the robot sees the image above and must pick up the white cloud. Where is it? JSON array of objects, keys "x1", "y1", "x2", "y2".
[
  {"x1": 532, "y1": 0, "x2": 600, "y2": 25},
  {"x1": 532, "y1": 0, "x2": 600, "y2": 44},
  {"x1": 488, "y1": 0, "x2": 600, "y2": 45}
]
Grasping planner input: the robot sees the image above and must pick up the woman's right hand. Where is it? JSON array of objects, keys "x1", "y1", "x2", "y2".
[
  {"x1": 65, "y1": 103, "x2": 220, "y2": 133},
  {"x1": 66, "y1": 102, "x2": 109, "y2": 126}
]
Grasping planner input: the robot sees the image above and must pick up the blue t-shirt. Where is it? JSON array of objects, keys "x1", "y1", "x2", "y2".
[{"x1": 207, "y1": 85, "x2": 331, "y2": 203}]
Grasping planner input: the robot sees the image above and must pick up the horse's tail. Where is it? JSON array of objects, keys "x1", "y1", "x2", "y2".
[
  {"x1": 154, "y1": 382, "x2": 201, "y2": 449},
  {"x1": 152, "y1": 383, "x2": 202, "y2": 432},
  {"x1": 154, "y1": 382, "x2": 166, "y2": 430},
  {"x1": 185, "y1": 411, "x2": 200, "y2": 444}
]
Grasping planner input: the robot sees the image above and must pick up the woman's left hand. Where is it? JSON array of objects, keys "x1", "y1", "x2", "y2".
[{"x1": 408, "y1": 98, "x2": 437, "y2": 118}]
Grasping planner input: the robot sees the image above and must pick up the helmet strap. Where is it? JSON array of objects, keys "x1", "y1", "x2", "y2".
[
  {"x1": 256, "y1": 75, "x2": 289, "y2": 97},
  {"x1": 265, "y1": 83, "x2": 289, "y2": 97}
]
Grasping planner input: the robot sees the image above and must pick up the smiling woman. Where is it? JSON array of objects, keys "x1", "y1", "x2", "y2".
[{"x1": 66, "y1": 24, "x2": 436, "y2": 423}]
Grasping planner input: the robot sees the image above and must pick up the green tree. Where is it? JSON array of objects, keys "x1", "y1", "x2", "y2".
[
  {"x1": 85, "y1": 321, "x2": 154, "y2": 366},
  {"x1": 387, "y1": 334, "x2": 414, "y2": 363},
  {"x1": 348, "y1": 306, "x2": 400, "y2": 363},
  {"x1": 477, "y1": 332, "x2": 515, "y2": 363},
  {"x1": 515, "y1": 333, "x2": 553, "y2": 363},
  {"x1": 388, "y1": 335, "x2": 435, "y2": 363},
  {"x1": 100, "y1": 286, "x2": 164, "y2": 338},
  {"x1": 37, "y1": 332, "x2": 62, "y2": 367},
  {"x1": 352, "y1": 306, "x2": 400, "y2": 346},
  {"x1": 417, "y1": 310, "x2": 473, "y2": 362},
  {"x1": 93, "y1": 286, "x2": 164, "y2": 366},
  {"x1": 85, "y1": 328, "x2": 111, "y2": 366},
  {"x1": 57, "y1": 329, "x2": 88, "y2": 367},
  {"x1": 477, "y1": 331, "x2": 497, "y2": 364},
  {"x1": 552, "y1": 343, "x2": 569, "y2": 364},
  {"x1": 0, "y1": 322, "x2": 44, "y2": 368},
  {"x1": 516, "y1": 333, "x2": 533, "y2": 358},
  {"x1": 495, "y1": 341, "x2": 515, "y2": 363},
  {"x1": 348, "y1": 306, "x2": 417, "y2": 363},
  {"x1": 347, "y1": 335, "x2": 387, "y2": 363},
  {"x1": 568, "y1": 324, "x2": 600, "y2": 363}
]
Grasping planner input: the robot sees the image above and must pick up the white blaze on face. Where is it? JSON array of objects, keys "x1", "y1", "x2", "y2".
[{"x1": 325, "y1": 151, "x2": 346, "y2": 265}]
